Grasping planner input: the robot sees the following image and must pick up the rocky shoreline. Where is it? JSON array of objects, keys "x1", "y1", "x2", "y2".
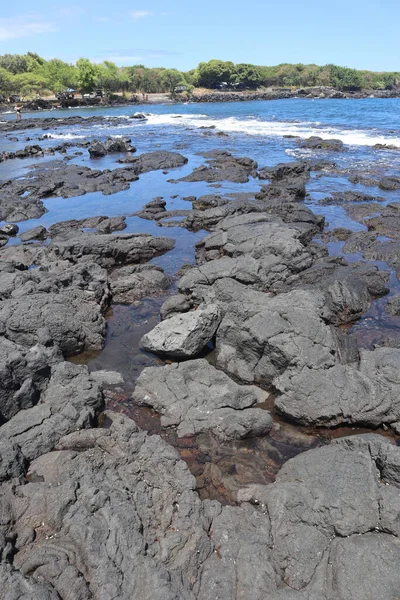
[
  {"x1": 1, "y1": 86, "x2": 400, "y2": 115},
  {"x1": 1, "y1": 116, "x2": 400, "y2": 599}
]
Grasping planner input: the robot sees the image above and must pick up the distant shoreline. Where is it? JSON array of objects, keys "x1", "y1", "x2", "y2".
[{"x1": 1, "y1": 87, "x2": 400, "y2": 115}]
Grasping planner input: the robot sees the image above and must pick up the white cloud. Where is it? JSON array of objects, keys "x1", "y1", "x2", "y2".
[
  {"x1": 130, "y1": 11, "x2": 153, "y2": 22},
  {"x1": 0, "y1": 15, "x2": 57, "y2": 41}
]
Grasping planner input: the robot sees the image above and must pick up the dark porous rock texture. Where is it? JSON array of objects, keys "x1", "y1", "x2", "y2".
[
  {"x1": 185, "y1": 196, "x2": 324, "y2": 234},
  {"x1": 118, "y1": 150, "x2": 188, "y2": 172},
  {"x1": 329, "y1": 226, "x2": 353, "y2": 240},
  {"x1": 299, "y1": 136, "x2": 344, "y2": 151},
  {"x1": 133, "y1": 359, "x2": 272, "y2": 440},
  {"x1": 95, "y1": 216, "x2": 127, "y2": 234},
  {"x1": 89, "y1": 137, "x2": 136, "y2": 157},
  {"x1": 0, "y1": 161, "x2": 140, "y2": 211},
  {"x1": 0, "y1": 337, "x2": 61, "y2": 422},
  {"x1": 275, "y1": 346, "x2": 400, "y2": 427},
  {"x1": 0, "y1": 261, "x2": 110, "y2": 356},
  {"x1": 49, "y1": 231, "x2": 175, "y2": 269},
  {"x1": 255, "y1": 177, "x2": 307, "y2": 202},
  {"x1": 364, "y1": 202, "x2": 400, "y2": 239},
  {"x1": 377, "y1": 175, "x2": 400, "y2": 190},
  {"x1": 256, "y1": 160, "x2": 311, "y2": 203},
  {"x1": 320, "y1": 190, "x2": 385, "y2": 205},
  {"x1": 213, "y1": 287, "x2": 339, "y2": 386},
  {"x1": 0, "y1": 223, "x2": 19, "y2": 236},
  {"x1": 386, "y1": 294, "x2": 400, "y2": 316},
  {"x1": 88, "y1": 140, "x2": 107, "y2": 157},
  {"x1": 344, "y1": 202, "x2": 383, "y2": 223},
  {"x1": 2, "y1": 426, "x2": 400, "y2": 599},
  {"x1": 134, "y1": 197, "x2": 167, "y2": 219},
  {"x1": 0, "y1": 412, "x2": 213, "y2": 599},
  {"x1": 160, "y1": 293, "x2": 192, "y2": 320},
  {"x1": 141, "y1": 304, "x2": 221, "y2": 357},
  {"x1": 0, "y1": 362, "x2": 104, "y2": 471},
  {"x1": 0, "y1": 189, "x2": 46, "y2": 222},
  {"x1": 104, "y1": 136, "x2": 135, "y2": 153},
  {"x1": 258, "y1": 160, "x2": 311, "y2": 181},
  {"x1": 344, "y1": 232, "x2": 400, "y2": 275},
  {"x1": 19, "y1": 225, "x2": 48, "y2": 242},
  {"x1": 177, "y1": 151, "x2": 257, "y2": 183},
  {"x1": 180, "y1": 215, "x2": 320, "y2": 294},
  {"x1": 274, "y1": 258, "x2": 390, "y2": 324},
  {"x1": 109, "y1": 264, "x2": 170, "y2": 304}
]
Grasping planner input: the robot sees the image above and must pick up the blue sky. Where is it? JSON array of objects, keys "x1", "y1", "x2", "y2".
[{"x1": 1, "y1": 0, "x2": 399, "y2": 72}]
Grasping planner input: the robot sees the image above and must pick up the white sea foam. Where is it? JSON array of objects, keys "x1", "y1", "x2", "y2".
[
  {"x1": 145, "y1": 113, "x2": 400, "y2": 148},
  {"x1": 48, "y1": 133, "x2": 85, "y2": 140}
]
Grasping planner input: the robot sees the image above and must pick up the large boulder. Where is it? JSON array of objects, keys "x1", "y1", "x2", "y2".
[
  {"x1": 141, "y1": 304, "x2": 222, "y2": 357},
  {"x1": 133, "y1": 358, "x2": 272, "y2": 439},
  {"x1": 0, "y1": 262, "x2": 110, "y2": 356},
  {"x1": 214, "y1": 287, "x2": 338, "y2": 385}
]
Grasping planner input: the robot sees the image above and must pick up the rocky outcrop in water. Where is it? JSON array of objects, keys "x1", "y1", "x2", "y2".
[
  {"x1": 177, "y1": 151, "x2": 257, "y2": 183},
  {"x1": 299, "y1": 136, "x2": 344, "y2": 151}
]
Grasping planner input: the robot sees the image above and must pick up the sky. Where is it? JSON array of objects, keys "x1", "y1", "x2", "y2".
[{"x1": 0, "y1": 0, "x2": 399, "y2": 72}]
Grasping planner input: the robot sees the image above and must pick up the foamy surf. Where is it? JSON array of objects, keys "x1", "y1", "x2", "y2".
[{"x1": 145, "y1": 113, "x2": 400, "y2": 148}]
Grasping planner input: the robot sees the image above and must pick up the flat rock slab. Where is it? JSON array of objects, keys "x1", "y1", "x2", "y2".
[
  {"x1": 49, "y1": 232, "x2": 175, "y2": 269},
  {"x1": 141, "y1": 304, "x2": 222, "y2": 357},
  {"x1": 133, "y1": 358, "x2": 272, "y2": 439}
]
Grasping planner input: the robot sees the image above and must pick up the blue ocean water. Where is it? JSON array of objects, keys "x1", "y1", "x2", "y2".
[{"x1": 1, "y1": 97, "x2": 399, "y2": 241}]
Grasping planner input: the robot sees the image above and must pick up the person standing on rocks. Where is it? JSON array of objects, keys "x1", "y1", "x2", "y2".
[{"x1": 14, "y1": 105, "x2": 23, "y2": 121}]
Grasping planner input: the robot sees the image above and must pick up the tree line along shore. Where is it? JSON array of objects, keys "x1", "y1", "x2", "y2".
[{"x1": 0, "y1": 53, "x2": 399, "y2": 104}]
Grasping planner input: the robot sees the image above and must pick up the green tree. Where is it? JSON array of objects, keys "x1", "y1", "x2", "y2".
[
  {"x1": 96, "y1": 61, "x2": 120, "y2": 92},
  {"x1": 38, "y1": 59, "x2": 78, "y2": 92},
  {"x1": 12, "y1": 72, "x2": 49, "y2": 96},
  {"x1": 161, "y1": 69, "x2": 185, "y2": 93},
  {"x1": 231, "y1": 63, "x2": 262, "y2": 89},
  {"x1": 195, "y1": 60, "x2": 236, "y2": 88},
  {"x1": 329, "y1": 65, "x2": 363, "y2": 90},
  {"x1": 0, "y1": 67, "x2": 14, "y2": 94},
  {"x1": 76, "y1": 58, "x2": 98, "y2": 94}
]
